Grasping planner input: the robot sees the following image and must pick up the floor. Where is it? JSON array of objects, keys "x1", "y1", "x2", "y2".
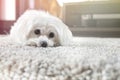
[{"x1": 0, "y1": 36, "x2": 120, "y2": 80}]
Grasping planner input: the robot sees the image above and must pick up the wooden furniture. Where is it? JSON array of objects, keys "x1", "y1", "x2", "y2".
[
  {"x1": 63, "y1": 1, "x2": 120, "y2": 37},
  {"x1": 0, "y1": 21, "x2": 14, "y2": 34}
]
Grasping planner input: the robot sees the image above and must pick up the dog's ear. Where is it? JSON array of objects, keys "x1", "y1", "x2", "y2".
[
  {"x1": 10, "y1": 11, "x2": 34, "y2": 43},
  {"x1": 60, "y1": 23, "x2": 73, "y2": 46},
  {"x1": 55, "y1": 21, "x2": 73, "y2": 46}
]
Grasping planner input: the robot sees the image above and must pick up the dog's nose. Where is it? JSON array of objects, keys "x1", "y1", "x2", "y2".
[{"x1": 41, "y1": 41, "x2": 47, "y2": 47}]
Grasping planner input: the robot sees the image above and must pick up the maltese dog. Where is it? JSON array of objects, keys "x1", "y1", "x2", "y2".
[{"x1": 10, "y1": 10, "x2": 72, "y2": 47}]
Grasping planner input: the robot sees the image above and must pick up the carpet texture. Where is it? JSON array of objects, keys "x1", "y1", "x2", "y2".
[{"x1": 0, "y1": 35, "x2": 120, "y2": 80}]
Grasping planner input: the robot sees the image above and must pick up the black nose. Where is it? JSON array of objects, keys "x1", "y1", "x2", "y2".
[{"x1": 41, "y1": 41, "x2": 47, "y2": 47}]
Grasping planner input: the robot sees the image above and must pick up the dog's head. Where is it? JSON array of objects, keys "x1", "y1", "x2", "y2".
[{"x1": 10, "y1": 10, "x2": 72, "y2": 47}]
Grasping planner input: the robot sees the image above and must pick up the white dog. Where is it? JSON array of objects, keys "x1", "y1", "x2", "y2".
[{"x1": 10, "y1": 10, "x2": 72, "y2": 47}]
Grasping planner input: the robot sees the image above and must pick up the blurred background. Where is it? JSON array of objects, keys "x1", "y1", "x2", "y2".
[{"x1": 0, "y1": 0, "x2": 120, "y2": 37}]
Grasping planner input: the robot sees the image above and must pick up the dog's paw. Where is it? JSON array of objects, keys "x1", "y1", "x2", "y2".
[{"x1": 24, "y1": 41, "x2": 37, "y2": 47}]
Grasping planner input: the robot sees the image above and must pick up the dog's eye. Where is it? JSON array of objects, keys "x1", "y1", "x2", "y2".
[
  {"x1": 49, "y1": 32, "x2": 54, "y2": 38},
  {"x1": 34, "y1": 29, "x2": 41, "y2": 35}
]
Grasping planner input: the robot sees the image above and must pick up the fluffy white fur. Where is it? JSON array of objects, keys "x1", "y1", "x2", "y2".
[{"x1": 10, "y1": 10, "x2": 72, "y2": 47}]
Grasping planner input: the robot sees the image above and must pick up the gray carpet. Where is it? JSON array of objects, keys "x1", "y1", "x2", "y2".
[{"x1": 0, "y1": 35, "x2": 120, "y2": 80}]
